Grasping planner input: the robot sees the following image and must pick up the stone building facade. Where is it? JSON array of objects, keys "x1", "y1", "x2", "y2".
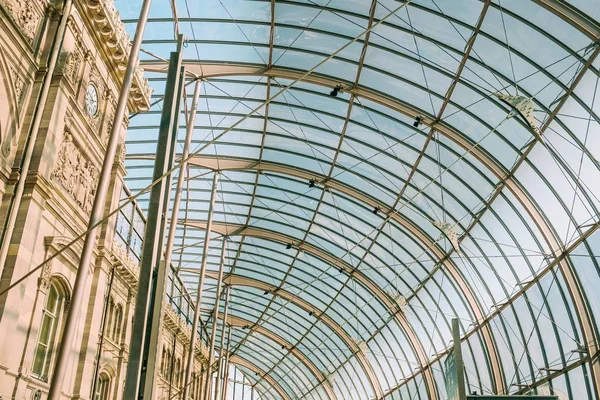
[{"x1": 0, "y1": 1, "x2": 209, "y2": 399}]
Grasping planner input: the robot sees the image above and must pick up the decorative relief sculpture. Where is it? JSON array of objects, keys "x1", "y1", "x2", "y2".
[
  {"x1": 10, "y1": 66, "x2": 25, "y2": 105},
  {"x1": 1, "y1": 132, "x2": 12, "y2": 157},
  {"x1": 63, "y1": 51, "x2": 82, "y2": 85},
  {"x1": 52, "y1": 133, "x2": 99, "y2": 213},
  {"x1": 37, "y1": 262, "x2": 52, "y2": 291},
  {"x1": 0, "y1": 0, "x2": 43, "y2": 45}
]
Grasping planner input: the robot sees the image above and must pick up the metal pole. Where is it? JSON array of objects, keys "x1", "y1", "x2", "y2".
[
  {"x1": 0, "y1": 0, "x2": 73, "y2": 271},
  {"x1": 203, "y1": 242, "x2": 228, "y2": 400},
  {"x1": 90, "y1": 265, "x2": 115, "y2": 398},
  {"x1": 221, "y1": 319, "x2": 233, "y2": 400},
  {"x1": 47, "y1": 1, "x2": 152, "y2": 398},
  {"x1": 168, "y1": 331, "x2": 177, "y2": 400},
  {"x1": 182, "y1": 172, "x2": 219, "y2": 398},
  {"x1": 140, "y1": 61, "x2": 185, "y2": 399},
  {"x1": 452, "y1": 318, "x2": 467, "y2": 400},
  {"x1": 165, "y1": 79, "x2": 201, "y2": 264},
  {"x1": 123, "y1": 37, "x2": 184, "y2": 399},
  {"x1": 213, "y1": 287, "x2": 230, "y2": 400}
]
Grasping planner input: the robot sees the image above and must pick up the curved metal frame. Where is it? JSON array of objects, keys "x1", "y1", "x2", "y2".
[
  {"x1": 217, "y1": 314, "x2": 337, "y2": 400},
  {"x1": 203, "y1": 270, "x2": 384, "y2": 398},
  {"x1": 121, "y1": 0, "x2": 600, "y2": 397},
  {"x1": 229, "y1": 355, "x2": 292, "y2": 400}
]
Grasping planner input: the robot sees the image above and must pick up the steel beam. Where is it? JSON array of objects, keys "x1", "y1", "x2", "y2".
[
  {"x1": 530, "y1": 0, "x2": 600, "y2": 40},
  {"x1": 221, "y1": 326, "x2": 233, "y2": 400},
  {"x1": 228, "y1": 355, "x2": 291, "y2": 400},
  {"x1": 182, "y1": 157, "x2": 503, "y2": 389},
  {"x1": 123, "y1": 36, "x2": 185, "y2": 399},
  {"x1": 213, "y1": 287, "x2": 231, "y2": 400},
  {"x1": 183, "y1": 172, "x2": 220, "y2": 396},
  {"x1": 203, "y1": 271, "x2": 380, "y2": 399},
  {"x1": 203, "y1": 244, "x2": 228, "y2": 400},
  {"x1": 218, "y1": 314, "x2": 336, "y2": 400}
]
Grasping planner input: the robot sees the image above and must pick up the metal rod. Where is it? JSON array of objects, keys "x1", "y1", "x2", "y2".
[
  {"x1": 221, "y1": 319, "x2": 233, "y2": 400},
  {"x1": 182, "y1": 172, "x2": 219, "y2": 398},
  {"x1": 46, "y1": 1, "x2": 152, "y2": 398},
  {"x1": 123, "y1": 37, "x2": 184, "y2": 399},
  {"x1": 168, "y1": 332, "x2": 177, "y2": 399},
  {"x1": 203, "y1": 241, "x2": 228, "y2": 400},
  {"x1": 0, "y1": 0, "x2": 73, "y2": 270},
  {"x1": 90, "y1": 265, "x2": 115, "y2": 398},
  {"x1": 165, "y1": 79, "x2": 201, "y2": 264},
  {"x1": 141, "y1": 60, "x2": 186, "y2": 398},
  {"x1": 213, "y1": 287, "x2": 230, "y2": 400},
  {"x1": 171, "y1": 82, "x2": 200, "y2": 305},
  {"x1": 453, "y1": 318, "x2": 467, "y2": 400}
]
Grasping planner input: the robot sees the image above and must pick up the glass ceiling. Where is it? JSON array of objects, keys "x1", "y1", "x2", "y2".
[{"x1": 114, "y1": 0, "x2": 600, "y2": 398}]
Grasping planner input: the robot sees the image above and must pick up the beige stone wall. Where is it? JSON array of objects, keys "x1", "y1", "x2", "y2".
[{"x1": 0, "y1": 1, "x2": 207, "y2": 400}]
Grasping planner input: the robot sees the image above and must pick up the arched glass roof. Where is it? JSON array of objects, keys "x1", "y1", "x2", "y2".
[{"x1": 115, "y1": 0, "x2": 600, "y2": 398}]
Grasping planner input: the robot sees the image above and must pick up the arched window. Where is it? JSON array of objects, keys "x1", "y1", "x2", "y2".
[
  {"x1": 111, "y1": 304, "x2": 122, "y2": 343},
  {"x1": 32, "y1": 281, "x2": 65, "y2": 381},
  {"x1": 105, "y1": 298, "x2": 115, "y2": 340},
  {"x1": 95, "y1": 373, "x2": 111, "y2": 400}
]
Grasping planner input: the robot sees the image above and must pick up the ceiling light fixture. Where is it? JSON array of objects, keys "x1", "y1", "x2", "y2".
[
  {"x1": 330, "y1": 85, "x2": 341, "y2": 97},
  {"x1": 413, "y1": 116, "x2": 422, "y2": 127}
]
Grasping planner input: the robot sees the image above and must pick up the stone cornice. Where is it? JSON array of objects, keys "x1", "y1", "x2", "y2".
[
  {"x1": 163, "y1": 306, "x2": 210, "y2": 365},
  {"x1": 76, "y1": 0, "x2": 152, "y2": 113},
  {"x1": 110, "y1": 239, "x2": 139, "y2": 290}
]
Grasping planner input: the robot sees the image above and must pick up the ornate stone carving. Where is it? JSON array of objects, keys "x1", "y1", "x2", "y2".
[
  {"x1": 37, "y1": 262, "x2": 52, "y2": 291},
  {"x1": 52, "y1": 133, "x2": 99, "y2": 213},
  {"x1": 79, "y1": 0, "x2": 151, "y2": 112},
  {"x1": 63, "y1": 51, "x2": 82, "y2": 85},
  {"x1": 10, "y1": 66, "x2": 25, "y2": 105},
  {"x1": 1, "y1": 134, "x2": 12, "y2": 157},
  {"x1": 0, "y1": 0, "x2": 44, "y2": 45},
  {"x1": 103, "y1": 104, "x2": 115, "y2": 145}
]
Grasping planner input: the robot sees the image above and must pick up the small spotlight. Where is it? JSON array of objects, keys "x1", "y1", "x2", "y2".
[
  {"x1": 413, "y1": 116, "x2": 422, "y2": 128},
  {"x1": 264, "y1": 290, "x2": 270, "y2": 295},
  {"x1": 339, "y1": 267, "x2": 344, "y2": 273},
  {"x1": 286, "y1": 243, "x2": 292, "y2": 250},
  {"x1": 281, "y1": 345, "x2": 286, "y2": 350},
  {"x1": 309, "y1": 179, "x2": 316, "y2": 188},
  {"x1": 373, "y1": 206, "x2": 380, "y2": 215},
  {"x1": 329, "y1": 85, "x2": 341, "y2": 97},
  {"x1": 309, "y1": 311, "x2": 314, "y2": 316},
  {"x1": 243, "y1": 324, "x2": 250, "y2": 329}
]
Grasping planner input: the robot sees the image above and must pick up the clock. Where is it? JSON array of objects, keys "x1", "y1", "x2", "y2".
[{"x1": 85, "y1": 83, "x2": 99, "y2": 116}]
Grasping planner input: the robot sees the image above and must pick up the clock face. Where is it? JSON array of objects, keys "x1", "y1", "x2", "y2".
[{"x1": 85, "y1": 84, "x2": 99, "y2": 116}]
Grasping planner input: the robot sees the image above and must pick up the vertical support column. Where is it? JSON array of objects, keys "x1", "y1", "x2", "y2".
[
  {"x1": 221, "y1": 325, "x2": 233, "y2": 400},
  {"x1": 140, "y1": 62, "x2": 185, "y2": 399},
  {"x1": 165, "y1": 79, "x2": 202, "y2": 264},
  {"x1": 213, "y1": 286, "x2": 230, "y2": 400},
  {"x1": 123, "y1": 37, "x2": 185, "y2": 399},
  {"x1": 203, "y1": 242, "x2": 228, "y2": 400},
  {"x1": 46, "y1": 2, "x2": 153, "y2": 399},
  {"x1": 453, "y1": 318, "x2": 466, "y2": 400},
  {"x1": 182, "y1": 172, "x2": 219, "y2": 399}
]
